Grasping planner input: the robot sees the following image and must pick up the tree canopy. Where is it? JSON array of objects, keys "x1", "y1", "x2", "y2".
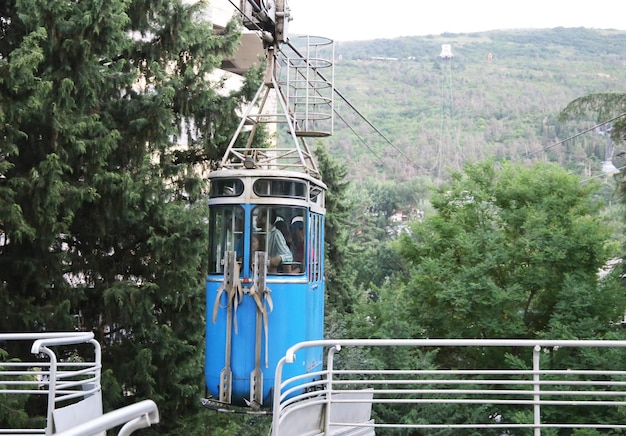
[
  {"x1": 396, "y1": 160, "x2": 623, "y2": 342},
  {"x1": 0, "y1": 0, "x2": 259, "y2": 431}
]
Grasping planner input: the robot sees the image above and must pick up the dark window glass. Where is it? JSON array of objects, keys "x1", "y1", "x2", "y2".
[
  {"x1": 210, "y1": 179, "x2": 244, "y2": 198},
  {"x1": 253, "y1": 179, "x2": 306, "y2": 199},
  {"x1": 308, "y1": 213, "x2": 323, "y2": 281},
  {"x1": 208, "y1": 206, "x2": 244, "y2": 273},
  {"x1": 310, "y1": 186, "x2": 323, "y2": 203},
  {"x1": 252, "y1": 206, "x2": 306, "y2": 275}
]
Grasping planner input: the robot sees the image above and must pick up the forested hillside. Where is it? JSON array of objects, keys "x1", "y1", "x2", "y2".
[{"x1": 325, "y1": 27, "x2": 626, "y2": 184}]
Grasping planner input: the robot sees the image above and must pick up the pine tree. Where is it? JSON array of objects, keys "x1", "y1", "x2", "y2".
[
  {"x1": 315, "y1": 144, "x2": 357, "y2": 314},
  {"x1": 0, "y1": 0, "x2": 259, "y2": 429},
  {"x1": 560, "y1": 92, "x2": 626, "y2": 142}
]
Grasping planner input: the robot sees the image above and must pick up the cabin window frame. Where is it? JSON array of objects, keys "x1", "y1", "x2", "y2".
[
  {"x1": 253, "y1": 179, "x2": 307, "y2": 199},
  {"x1": 209, "y1": 179, "x2": 244, "y2": 198},
  {"x1": 208, "y1": 205, "x2": 245, "y2": 274}
]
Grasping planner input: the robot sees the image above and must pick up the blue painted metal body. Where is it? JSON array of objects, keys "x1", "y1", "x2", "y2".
[{"x1": 205, "y1": 275, "x2": 324, "y2": 406}]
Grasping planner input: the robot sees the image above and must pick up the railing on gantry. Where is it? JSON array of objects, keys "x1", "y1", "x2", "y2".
[{"x1": 272, "y1": 339, "x2": 626, "y2": 436}]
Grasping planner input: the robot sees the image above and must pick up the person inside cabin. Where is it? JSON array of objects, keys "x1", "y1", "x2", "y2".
[
  {"x1": 290, "y1": 216, "x2": 305, "y2": 271},
  {"x1": 255, "y1": 208, "x2": 293, "y2": 273},
  {"x1": 274, "y1": 217, "x2": 292, "y2": 247}
]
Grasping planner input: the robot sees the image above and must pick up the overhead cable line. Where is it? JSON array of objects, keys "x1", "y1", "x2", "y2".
[
  {"x1": 219, "y1": 8, "x2": 396, "y2": 172},
  {"x1": 227, "y1": 0, "x2": 267, "y2": 36},
  {"x1": 579, "y1": 164, "x2": 626, "y2": 184},
  {"x1": 331, "y1": 79, "x2": 429, "y2": 171},
  {"x1": 278, "y1": 41, "x2": 389, "y2": 170},
  {"x1": 224, "y1": 8, "x2": 624, "y2": 179},
  {"x1": 227, "y1": 0, "x2": 250, "y2": 25},
  {"x1": 219, "y1": 6, "x2": 427, "y2": 173},
  {"x1": 333, "y1": 110, "x2": 389, "y2": 171},
  {"x1": 513, "y1": 112, "x2": 626, "y2": 162}
]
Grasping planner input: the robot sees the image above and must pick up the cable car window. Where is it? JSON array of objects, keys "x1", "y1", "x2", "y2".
[
  {"x1": 210, "y1": 179, "x2": 244, "y2": 198},
  {"x1": 208, "y1": 205, "x2": 244, "y2": 273},
  {"x1": 308, "y1": 213, "x2": 323, "y2": 281},
  {"x1": 253, "y1": 206, "x2": 306, "y2": 275},
  {"x1": 253, "y1": 179, "x2": 306, "y2": 198},
  {"x1": 309, "y1": 186, "x2": 324, "y2": 204}
]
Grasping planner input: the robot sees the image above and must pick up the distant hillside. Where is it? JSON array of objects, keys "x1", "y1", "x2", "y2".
[{"x1": 322, "y1": 27, "x2": 626, "y2": 183}]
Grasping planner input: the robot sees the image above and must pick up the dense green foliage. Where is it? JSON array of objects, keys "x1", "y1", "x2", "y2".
[
  {"x1": 315, "y1": 144, "x2": 357, "y2": 313},
  {"x1": 342, "y1": 161, "x2": 626, "y2": 431},
  {"x1": 397, "y1": 161, "x2": 622, "y2": 341},
  {"x1": 561, "y1": 92, "x2": 626, "y2": 143},
  {"x1": 0, "y1": 0, "x2": 259, "y2": 432}
]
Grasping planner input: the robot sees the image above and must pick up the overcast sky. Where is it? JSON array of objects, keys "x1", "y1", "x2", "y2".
[{"x1": 287, "y1": 0, "x2": 626, "y2": 41}]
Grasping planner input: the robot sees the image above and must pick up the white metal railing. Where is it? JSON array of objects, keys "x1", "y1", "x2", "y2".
[
  {"x1": 53, "y1": 400, "x2": 159, "y2": 436},
  {"x1": 272, "y1": 339, "x2": 626, "y2": 435},
  {"x1": 0, "y1": 332, "x2": 159, "y2": 435}
]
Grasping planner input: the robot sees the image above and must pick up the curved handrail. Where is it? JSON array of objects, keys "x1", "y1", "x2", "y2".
[
  {"x1": 273, "y1": 339, "x2": 626, "y2": 435},
  {"x1": 30, "y1": 332, "x2": 95, "y2": 354},
  {"x1": 54, "y1": 400, "x2": 160, "y2": 436},
  {"x1": 0, "y1": 333, "x2": 159, "y2": 435},
  {"x1": 283, "y1": 338, "x2": 626, "y2": 363}
]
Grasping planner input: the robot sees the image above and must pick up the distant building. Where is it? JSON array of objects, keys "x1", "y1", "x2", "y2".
[{"x1": 439, "y1": 44, "x2": 454, "y2": 59}]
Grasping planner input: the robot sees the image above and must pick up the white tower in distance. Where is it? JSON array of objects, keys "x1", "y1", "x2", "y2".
[{"x1": 440, "y1": 44, "x2": 454, "y2": 59}]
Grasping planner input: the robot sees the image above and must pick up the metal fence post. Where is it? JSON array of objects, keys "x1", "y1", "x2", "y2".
[
  {"x1": 324, "y1": 346, "x2": 339, "y2": 435},
  {"x1": 533, "y1": 344, "x2": 541, "y2": 436}
]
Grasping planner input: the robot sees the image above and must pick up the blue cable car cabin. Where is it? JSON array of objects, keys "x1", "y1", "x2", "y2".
[
  {"x1": 203, "y1": 4, "x2": 333, "y2": 408},
  {"x1": 205, "y1": 169, "x2": 326, "y2": 407}
]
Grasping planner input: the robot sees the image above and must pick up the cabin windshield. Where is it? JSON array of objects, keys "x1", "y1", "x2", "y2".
[
  {"x1": 253, "y1": 206, "x2": 306, "y2": 275},
  {"x1": 208, "y1": 204, "x2": 309, "y2": 276},
  {"x1": 208, "y1": 205, "x2": 244, "y2": 274}
]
